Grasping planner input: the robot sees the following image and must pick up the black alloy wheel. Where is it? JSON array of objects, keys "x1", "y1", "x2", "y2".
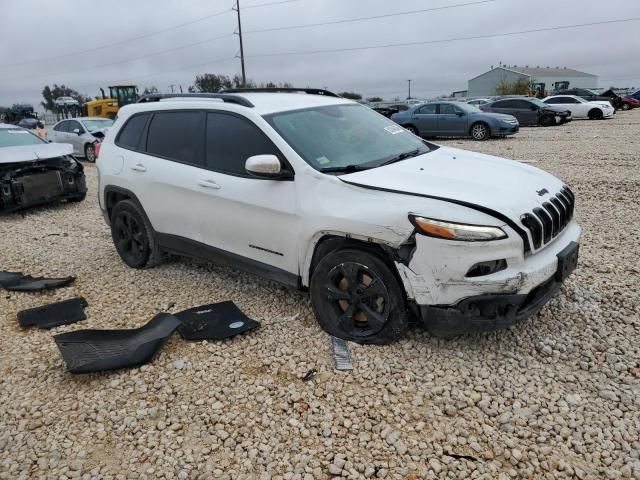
[
  {"x1": 310, "y1": 249, "x2": 408, "y2": 344},
  {"x1": 110, "y1": 200, "x2": 162, "y2": 268}
]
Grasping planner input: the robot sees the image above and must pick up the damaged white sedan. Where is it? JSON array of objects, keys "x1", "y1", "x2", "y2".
[
  {"x1": 97, "y1": 89, "x2": 581, "y2": 343},
  {"x1": 0, "y1": 124, "x2": 86, "y2": 213}
]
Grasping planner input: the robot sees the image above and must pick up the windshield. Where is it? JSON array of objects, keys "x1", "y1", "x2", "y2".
[
  {"x1": 529, "y1": 98, "x2": 547, "y2": 108},
  {"x1": 265, "y1": 104, "x2": 432, "y2": 171},
  {"x1": 81, "y1": 119, "x2": 113, "y2": 132},
  {"x1": 0, "y1": 128, "x2": 45, "y2": 147}
]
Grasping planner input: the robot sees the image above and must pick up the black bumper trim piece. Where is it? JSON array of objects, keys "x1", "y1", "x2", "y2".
[
  {"x1": 0, "y1": 271, "x2": 75, "y2": 291},
  {"x1": 176, "y1": 301, "x2": 260, "y2": 341},
  {"x1": 18, "y1": 297, "x2": 88, "y2": 329}
]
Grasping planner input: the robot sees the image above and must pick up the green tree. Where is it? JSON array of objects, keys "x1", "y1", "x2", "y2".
[
  {"x1": 41, "y1": 84, "x2": 90, "y2": 111},
  {"x1": 495, "y1": 78, "x2": 532, "y2": 96},
  {"x1": 339, "y1": 91, "x2": 363, "y2": 100},
  {"x1": 366, "y1": 96, "x2": 383, "y2": 102}
]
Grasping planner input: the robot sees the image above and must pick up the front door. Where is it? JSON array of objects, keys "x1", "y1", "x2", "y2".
[
  {"x1": 196, "y1": 111, "x2": 298, "y2": 277},
  {"x1": 437, "y1": 103, "x2": 467, "y2": 136}
]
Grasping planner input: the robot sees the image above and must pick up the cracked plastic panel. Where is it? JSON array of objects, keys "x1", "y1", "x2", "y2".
[
  {"x1": 0, "y1": 271, "x2": 75, "y2": 291},
  {"x1": 176, "y1": 302, "x2": 260, "y2": 341},
  {"x1": 18, "y1": 297, "x2": 88, "y2": 329}
]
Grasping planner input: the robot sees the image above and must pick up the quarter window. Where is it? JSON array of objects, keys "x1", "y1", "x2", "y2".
[
  {"x1": 116, "y1": 113, "x2": 150, "y2": 150},
  {"x1": 205, "y1": 112, "x2": 280, "y2": 176},
  {"x1": 146, "y1": 111, "x2": 203, "y2": 165}
]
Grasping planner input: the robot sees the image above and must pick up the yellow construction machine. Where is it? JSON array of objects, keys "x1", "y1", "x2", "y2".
[{"x1": 85, "y1": 85, "x2": 139, "y2": 119}]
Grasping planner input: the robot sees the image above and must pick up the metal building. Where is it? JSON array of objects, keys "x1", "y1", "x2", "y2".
[{"x1": 467, "y1": 65, "x2": 598, "y2": 97}]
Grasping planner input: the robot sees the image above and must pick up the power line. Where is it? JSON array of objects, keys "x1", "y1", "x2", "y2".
[
  {"x1": 243, "y1": 0, "x2": 298, "y2": 9},
  {"x1": 245, "y1": 17, "x2": 640, "y2": 59},
  {"x1": 244, "y1": 0, "x2": 496, "y2": 34},
  {"x1": 0, "y1": 34, "x2": 235, "y2": 81},
  {"x1": 4, "y1": 6, "x2": 234, "y2": 68}
]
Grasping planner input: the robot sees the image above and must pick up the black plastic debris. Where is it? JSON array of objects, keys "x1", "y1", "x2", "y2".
[
  {"x1": 0, "y1": 271, "x2": 75, "y2": 292},
  {"x1": 54, "y1": 313, "x2": 181, "y2": 373},
  {"x1": 175, "y1": 301, "x2": 260, "y2": 341},
  {"x1": 18, "y1": 297, "x2": 88, "y2": 329},
  {"x1": 302, "y1": 368, "x2": 317, "y2": 382}
]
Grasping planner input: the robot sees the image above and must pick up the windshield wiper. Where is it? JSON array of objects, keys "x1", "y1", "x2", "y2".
[
  {"x1": 319, "y1": 164, "x2": 370, "y2": 173},
  {"x1": 379, "y1": 148, "x2": 426, "y2": 167}
]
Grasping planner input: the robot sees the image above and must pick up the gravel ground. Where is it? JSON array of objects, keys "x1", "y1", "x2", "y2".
[{"x1": 1, "y1": 111, "x2": 639, "y2": 480}]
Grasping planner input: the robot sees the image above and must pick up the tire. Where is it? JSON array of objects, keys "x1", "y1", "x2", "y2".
[
  {"x1": 310, "y1": 248, "x2": 408, "y2": 345},
  {"x1": 588, "y1": 108, "x2": 603, "y2": 120},
  {"x1": 84, "y1": 143, "x2": 96, "y2": 163},
  {"x1": 621, "y1": 103, "x2": 630, "y2": 111},
  {"x1": 110, "y1": 200, "x2": 163, "y2": 269},
  {"x1": 470, "y1": 122, "x2": 490, "y2": 141},
  {"x1": 404, "y1": 125, "x2": 419, "y2": 135},
  {"x1": 540, "y1": 115, "x2": 556, "y2": 127}
]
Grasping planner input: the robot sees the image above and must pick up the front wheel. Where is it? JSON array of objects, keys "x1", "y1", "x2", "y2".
[
  {"x1": 540, "y1": 115, "x2": 556, "y2": 127},
  {"x1": 621, "y1": 103, "x2": 630, "y2": 111},
  {"x1": 470, "y1": 122, "x2": 490, "y2": 140},
  {"x1": 310, "y1": 249, "x2": 408, "y2": 345},
  {"x1": 588, "y1": 109, "x2": 603, "y2": 120},
  {"x1": 84, "y1": 143, "x2": 96, "y2": 162}
]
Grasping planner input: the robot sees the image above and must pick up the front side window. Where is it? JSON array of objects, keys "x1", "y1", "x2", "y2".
[
  {"x1": 68, "y1": 120, "x2": 82, "y2": 133},
  {"x1": 116, "y1": 113, "x2": 149, "y2": 151},
  {"x1": 146, "y1": 111, "x2": 203, "y2": 165},
  {"x1": 439, "y1": 104, "x2": 458, "y2": 115},
  {"x1": 206, "y1": 112, "x2": 280, "y2": 176},
  {"x1": 54, "y1": 121, "x2": 69, "y2": 132},
  {"x1": 265, "y1": 104, "x2": 433, "y2": 172}
]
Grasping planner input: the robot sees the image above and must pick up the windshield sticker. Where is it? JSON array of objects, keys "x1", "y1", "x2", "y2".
[
  {"x1": 317, "y1": 156, "x2": 331, "y2": 165},
  {"x1": 384, "y1": 125, "x2": 404, "y2": 135}
]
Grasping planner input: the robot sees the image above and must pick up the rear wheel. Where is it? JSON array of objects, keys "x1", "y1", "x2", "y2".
[
  {"x1": 588, "y1": 108, "x2": 603, "y2": 120},
  {"x1": 404, "y1": 125, "x2": 419, "y2": 135},
  {"x1": 84, "y1": 143, "x2": 96, "y2": 162},
  {"x1": 110, "y1": 200, "x2": 163, "y2": 269},
  {"x1": 310, "y1": 249, "x2": 408, "y2": 344},
  {"x1": 621, "y1": 103, "x2": 630, "y2": 111},
  {"x1": 470, "y1": 122, "x2": 490, "y2": 141}
]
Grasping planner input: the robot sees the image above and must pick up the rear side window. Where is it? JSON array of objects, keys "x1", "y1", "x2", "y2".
[
  {"x1": 205, "y1": 112, "x2": 280, "y2": 176},
  {"x1": 116, "y1": 113, "x2": 149, "y2": 150},
  {"x1": 146, "y1": 111, "x2": 203, "y2": 165},
  {"x1": 417, "y1": 104, "x2": 436, "y2": 114}
]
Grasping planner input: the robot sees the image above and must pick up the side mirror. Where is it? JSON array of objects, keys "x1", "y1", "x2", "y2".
[
  {"x1": 73, "y1": 128, "x2": 81, "y2": 135},
  {"x1": 245, "y1": 154, "x2": 286, "y2": 179}
]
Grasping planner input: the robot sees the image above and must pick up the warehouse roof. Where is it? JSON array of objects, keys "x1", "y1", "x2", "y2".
[{"x1": 508, "y1": 66, "x2": 597, "y2": 77}]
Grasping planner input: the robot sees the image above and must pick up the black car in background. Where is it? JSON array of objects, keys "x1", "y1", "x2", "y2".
[{"x1": 481, "y1": 97, "x2": 572, "y2": 126}]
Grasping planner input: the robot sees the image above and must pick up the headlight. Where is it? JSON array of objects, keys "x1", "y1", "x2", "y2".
[{"x1": 410, "y1": 215, "x2": 507, "y2": 241}]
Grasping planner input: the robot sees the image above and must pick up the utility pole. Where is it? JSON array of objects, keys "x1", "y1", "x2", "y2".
[
  {"x1": 407, "y1": 79, "x2": 411, "y2": 100},
  {"x1": 169, "y1": 84, "x2": 175, "y2": 93},
  {"x1": 234, "y1": 0, "x2": 247, "y2": 87}
]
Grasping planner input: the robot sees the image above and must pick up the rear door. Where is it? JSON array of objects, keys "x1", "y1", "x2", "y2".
[
  {"x1": 66, "y1": 120, "x2": 84, "y2": 155},
  {"x1": 437, "y1": 103, "x2": 467, "y2": 136},
  {"x1": 124, "y1": 110, "x2": 206, "y2": 242},
  {"x1": 412, "y1": 104, "x2": 438, "y2": 135},
  {"x1": 196, "y1": 111, "x2": 298, "y2": 275},
  {"x1": 50, "y1": 120, "x2": 70, "y2": 144}
]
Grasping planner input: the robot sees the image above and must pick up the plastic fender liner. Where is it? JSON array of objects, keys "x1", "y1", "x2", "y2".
[
  {"x1": 175, "y1": 301, "x2": 260, "y2": 340},
  {"x1": 18, "y1": 297, "x2": 88, "y2": 329},
  {"x1": 53, "y1": 313, "x2": 181, "y2": 373},
  {"x1": 0, "y1": 271, "x2": 75, "y2": 291}
]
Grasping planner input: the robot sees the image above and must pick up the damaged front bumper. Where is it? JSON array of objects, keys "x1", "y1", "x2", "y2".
[
  {"x1": 0, "y1": 156, "x2": 86, "y2": 213},
  {"x1": 398, "y1": 221, "x2": 581, "y2": 336}
]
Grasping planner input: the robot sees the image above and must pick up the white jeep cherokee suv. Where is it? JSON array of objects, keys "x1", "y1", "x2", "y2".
[{"x1": 97, "y1": 89, "x2": 581, "y2": 344}]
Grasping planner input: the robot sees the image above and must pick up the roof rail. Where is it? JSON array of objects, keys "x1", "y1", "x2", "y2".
[
  {"x1": 136, "y1": 93, "x2": 254, "y2": 108},
  {"x1": 220, "y1": 87, "x2": 340, "y2": 97}
]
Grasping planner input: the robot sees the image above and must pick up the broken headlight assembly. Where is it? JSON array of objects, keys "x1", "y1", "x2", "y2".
[{"x1": 409, "y1": 215, "x2": 507, "y2": 241}]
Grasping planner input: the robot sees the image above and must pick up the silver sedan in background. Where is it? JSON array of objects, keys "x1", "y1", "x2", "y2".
[{"x1": 49, "y1": 117, "x2": 113, "y2": 162}]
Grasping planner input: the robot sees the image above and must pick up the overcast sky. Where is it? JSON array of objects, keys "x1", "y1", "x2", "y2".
[{"x1": 1, "y1": 0, "x2": 639, "y2": 110}]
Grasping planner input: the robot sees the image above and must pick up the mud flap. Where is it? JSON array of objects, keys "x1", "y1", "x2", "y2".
[
  {"x1": 175, "y1": 301, "x2": 260, "y2": 341},
  {"x1": 53, "y1": 313, "x2": 181, "y2": 373},
  {"x1": 0, "y1": 271, "x2": 75, "y2": 291},
  {"x1": 18, "y1": 297, "x2": 88, "y2": 329}
]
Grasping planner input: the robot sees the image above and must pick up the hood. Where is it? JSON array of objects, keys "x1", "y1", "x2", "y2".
[
  {"x1": 339, "y1": 145, "x2": 565, "y2": 225},
  {"x1": 0, "y1": 143, "x2": 73, "y2": 164},
  {"x1": 590, "y1": 101, "x2": 613, "y2": 108}
]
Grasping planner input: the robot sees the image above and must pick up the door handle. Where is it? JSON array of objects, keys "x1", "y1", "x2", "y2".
[
  {"x1": 130, "y1": 163, "x2": 146, "y2": 172},
  {"x1": 198, "y1": 179, "x2": 221, "y2": 190}
]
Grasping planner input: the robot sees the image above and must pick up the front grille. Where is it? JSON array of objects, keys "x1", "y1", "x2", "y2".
[{"x1": 521, "y1": 186, "x2": 575, "y2": 252}]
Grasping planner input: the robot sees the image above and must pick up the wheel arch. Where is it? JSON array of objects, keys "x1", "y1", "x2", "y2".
[
  {"x1": 469, "y1": 120, "x2": 491, "y2": 136},
  {"x1": 103, "y1": 185, "x2": 153, "y2": 229}
]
